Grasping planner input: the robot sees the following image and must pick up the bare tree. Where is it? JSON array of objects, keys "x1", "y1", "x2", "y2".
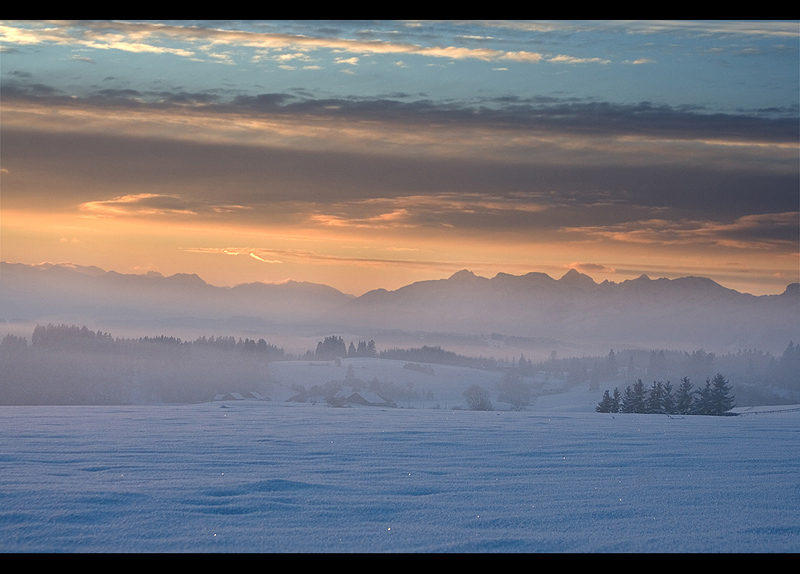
[{"x1": 463, "y1": 384, "x2": 492, "y2": 411}]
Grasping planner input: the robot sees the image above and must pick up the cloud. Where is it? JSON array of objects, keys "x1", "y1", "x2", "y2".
[
  {"x1": 2, "y1": 119, "x2": 796, "y2": 241},
  {"x1": 606, "y1": 20, "x2": 800, "y2": 38},
  {"x1": 547, "y1": 55, "x2": 611, "y2": 65},
  {"x1": 309, "y1": 208, "x2": 415, "y2": 229},
  {"x1": 78, "y1": 193, "x2": 250, "y2": 219},
  {"x1": 1, "y1": 19, "x2": 796, "y2": 298},
  {"x1": 562, "y1": 212, "x2": 800, "y2": 251},
  {"x1": 249, "y1": 252, "x2": 281, "y2": 264},
  {"x1": 0, "y1": 23, "x2": 66, "y2": 45},
  {"x1": 183, "y1": 245, "x2": 453, "y2": 270},
  {"x1": 335, "y1": 57, "x2": 359, "y2": 66},
  {"x1": 4, "y1": 72, "x2": 796, "y2": 151},
  {"x1": 179, "y1": 245, "x2": 539, "y2": 277},
  {"x1": 498, "y1": 51, "x2": 544, "y2": 63},
  {"x1": 79, "y1": 194, "x2": 193, "y2": 218},
  {"x1": 0, "y1": 21, "x2": 585, "y2": 68},
  {"x1": 304, "y1": 194, "x2": 551, "y2": 231},
  {"x1": 462, "y1": 19, "x2": 799, "y2": 37}
]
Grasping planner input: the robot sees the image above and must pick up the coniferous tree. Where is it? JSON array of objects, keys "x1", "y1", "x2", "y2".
[
  {"x1": 662, "y1": 381, "x2": 675, "y2": 414},
  {"x1": 632, "y1": 379, "x2": 648, "y2": 413},
  {"x1": 621, "y1": 385, "x2": 635, "y2": 413},
  {"x1": 596, "y1": 389, "x2": 615, "y2": 413},
  {"x1": 694, "y1": 378, "x2": 714, "y2": 415},
  {"x1": 597, "y1": 387, "x2": 622, "y2": 413},
  {"x1": 646, "y1": 381, "x2": 665, "y2": 414},
  {"x1": 621, "y1": 379, "x2": 647, "y2": 413},
  {"x1": 675, "y1": 377, "x2": 695, "y2": 415},
  {"x1": 707, "y1": 373, "x2": 736, "y2": 415}
]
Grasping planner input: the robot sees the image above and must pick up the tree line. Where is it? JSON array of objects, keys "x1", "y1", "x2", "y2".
[
  {"x1": 0, "y1": 324, "x2": 286, "y2": 405},
  {"x1": 379, "y1": 345, "x2": 498, "y2": 370},
  {"x1": 2, "y1": 324, "x2": 795, "y2": 409},
  {"x1": 16, "y1": 324, "x2": 287, "y2": 359},
  {"x1": 596, "y1": 374, "x2": 736, "y2": 416}
]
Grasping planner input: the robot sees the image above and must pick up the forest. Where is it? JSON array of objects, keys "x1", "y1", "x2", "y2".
[{"x1": 1, "y1": 323, "x2": 798, "y2": 407}]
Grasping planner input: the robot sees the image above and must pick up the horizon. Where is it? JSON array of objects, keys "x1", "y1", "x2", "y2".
[
  {"x1": 2, "y1": 258, "x2": 797, "y2": 299},
  {"x1": 1, "y1": 20, "x2": 798, "y2": 298}
]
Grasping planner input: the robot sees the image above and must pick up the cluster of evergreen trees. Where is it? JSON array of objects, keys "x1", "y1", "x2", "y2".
[
  {"x1": 313, "y1": 335, "x2": 377, "y2": 361},
  {"x1": 596, "y1": 374, "x2": 736, "y2": 416}
]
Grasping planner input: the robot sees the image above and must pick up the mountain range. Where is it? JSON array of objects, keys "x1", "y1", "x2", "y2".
[{"x1": 1, "y1": 261, "x2": 797, "y2": 354}]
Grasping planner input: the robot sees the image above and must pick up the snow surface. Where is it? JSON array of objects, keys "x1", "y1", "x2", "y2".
[{"x1": 1, "y1": 375, "x2": 799, "y2": 552}]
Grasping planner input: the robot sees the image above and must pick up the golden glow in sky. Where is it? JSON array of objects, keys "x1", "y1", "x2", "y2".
[{"x1": 1, "y1": 20, "x2": 798, "y2": 296}]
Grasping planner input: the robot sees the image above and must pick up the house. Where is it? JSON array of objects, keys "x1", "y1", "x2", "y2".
[
  {"x1": 289, "y1": 384, "x2": 395, "y2": 407},
  {"x1": 213, "y1": 392, "x2": 258, "y2": 401},
  {"x1": 338, "y1": 389, "x2": 395, "y2": 407}
]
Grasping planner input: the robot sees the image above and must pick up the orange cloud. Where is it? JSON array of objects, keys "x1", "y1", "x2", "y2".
[{"x1": 78, "y1": 193, "x2": 251, "y2": 219}]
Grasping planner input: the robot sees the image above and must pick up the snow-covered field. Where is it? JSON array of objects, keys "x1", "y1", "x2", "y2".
[{"x1": 1, "y1": 362, "x2": 799, "y2": 553}]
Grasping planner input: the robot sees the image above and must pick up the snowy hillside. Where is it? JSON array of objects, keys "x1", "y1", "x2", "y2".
[
  {"x1": 224, "y1": 356, "x2": 595, "y2": 413},
  {"x1": 266, "y1": 358, "x2": 509, "y2": 409},
  {"x1": 1, "y1": 382, "x2": 798, "y2": 552}
]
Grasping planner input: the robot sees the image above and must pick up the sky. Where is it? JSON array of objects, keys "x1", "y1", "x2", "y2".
[{"x1": 1, "y1": 20, "x2": 798, "y2": 296}]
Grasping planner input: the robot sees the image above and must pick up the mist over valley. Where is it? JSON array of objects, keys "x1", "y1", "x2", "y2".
[
  {"x1": 3, "y1": 261, "x2": 797, "y2": 355},
  {"x1": 2, "y1": 261, "x2": 798, "y2": 409}
]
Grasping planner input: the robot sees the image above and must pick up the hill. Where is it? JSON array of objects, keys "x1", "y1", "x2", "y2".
[
  {"x1": 0, "y1": 261, "x2": 352, "y2": 329},
  {"x1": 331, "y1": 269, "x2": 799, "y2": 353}
]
